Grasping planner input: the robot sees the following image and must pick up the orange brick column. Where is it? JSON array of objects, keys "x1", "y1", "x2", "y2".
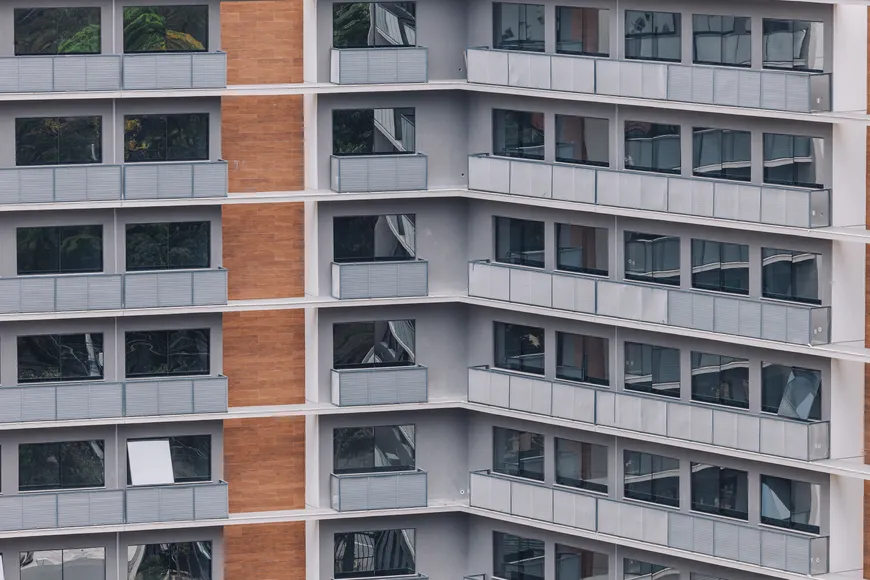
[{"x1": 225, "y1": 523, "x2": 306, "y2": 580}]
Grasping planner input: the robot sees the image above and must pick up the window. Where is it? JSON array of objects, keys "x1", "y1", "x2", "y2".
[
  {"x1": 624, "y1": 122, "x2": 680, "y2": 174},
  {"x1": 624, "y1": 342, "x2": 680, "y2": 398},
  {"x1": 556, "y1": 332, "x2": 609, "y2": 385},
  {"x1": 691, "y1": 352, "x2": 749, "y2": 409},
  {"x1": 20, "y1": 548, "x2": 106, "y2": 580},
  {"x1": 555, "y1": 115, "x2": 609, "y2": 167},
  {"x1": 760, "y1": 475, "x2": 821, "y2": 534},
  {"x1": 623, "y1": 450, "x2": 680, "y2": 507},
  {"x1": 16, "y1": 117, "x2": 102, "y2": 166},
  {"x1": 125, "y1": 329, "x2": 210, "y2": 378},
  {"x1": 495, "y1": 217, "x2": 545, "y2": 268},
  {"x1": 761, "y1": 363, "x2": 821, "y2": 421},
  {"x1": 18, "y1": 333, "x2": 104, "y2": 383},
  {"x1": 556, "y1": 7, "x2": 608, "y2": 56},
  {"x1": 762, "y1": 19, "x2": 824, "y2": 72},
  {"x1": 494, "y1": 532, "x2": 544, "y2": 580},
  {"x1": 17, "y1": 225, "x2": 103, "y2": 275},
  {"x1": 333, "y1": 215, "x2": 416, "y2": 262},
  {"x1": 556, "y1": 224, "x2": 608, "y2": 276},
  {"x1": 19, "y1": 440, "x2": 105, "y2": 491},
  {"x1": 333, "y1": 3, "x2": 416, "y2": 48},
  {"x1": 692, "y1": 128, "x2": 751, "y2": 182},
  {"x1": 333, "y1": 425, "x2": 415, "y2": 474},
  {"x1": 333, "y1": 108, "x2": 416, "y2": 155},
  {"x1": 556, "y1": 545, "x2": 608, "y2": 580},
  {"x1": 333, "y1": 320, "x2": 415, "y2": 369},
  {"x1": 625, "y1": 11, "x2": 681, "y2": 62},
  {"x1": 125, "y1": 222, "x2": 210, "y2": 271},
  {"x1": 691, "y1": 463, "x2": 748, "y2": 520},
  {"x1": 624, "y1": 231, "x2": 680, "y2": 286},
  {"x1": 692, "y1": 15, "x2": 750, "y2": 67},
  {"x1": 493, "y1": 3, "x2": 545, "y2": 52},
  {"x1": 761, "y1": 248, "x2": 821, "y2": 305},
  {"x1": 763, "y1": 133, "x2": 823, "y2": 189},
  {"x1": 691, "y1": 239, "x2": 749, "y2": 295},
  {"x1": 124, "y1": 113, "x2": 209, "y2": 162},
  {"x1": 334, "y1": 530, "x2": 415, "y2": 578},
  {"x1": 494, "y1": 322, "x2": 544, "y2": 375},
  {"x1": 123, "y1": 6, "x2": 208, "y2": 52},
  {"x1": 493, "y1": 109, "x2": 545, "y2": 160},
  {"x1": 623, "y1": 559, "x2": 677, "y2": 580},
  {"x1": 555, "y1": 438, "x2": 607, "y2": 493},
  {"x1": 127, "y1": 435, "x2": 211, "y2": 485},
  {"x1": 128, "y1": 542, "x2": 212, "y2": 580},
  {"x1": 15, "y1": 8, "x2": 100, "y2": 55},
  {"x1": 493, "y1": 427, "x2": 544, "y2": 481}
]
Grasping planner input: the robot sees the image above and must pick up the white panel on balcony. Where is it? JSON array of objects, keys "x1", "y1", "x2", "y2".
[
  {"x1": 550, "y1": 55, "x2": 595, "y2": 93},
  {"x1": 157, "y1": 54, "x2": 192, "y2": 89},
  {"x1": 552, "y1": 489, "x2": 595, "y2": 529},
  {"x1": 691, "y1": 66, "x2": 714, "y2": 103},
  {"x1": 468, "y1": 368, "x2": 492, "y2": 405},
  {"x1": 761, "y1": 73, "x2": 787, "y2": 111},
  {"x1": 508, "y1": 52, "x2": 550, "y2": 89},
  {"x1": 509, "y1": 268, "x2": 551, "y2": 307},
  {"x1": 22, "y1": 387, "x2": 56, "y2": 422},
  {"x1": 713, "y1": 67, "x2": 739, "y2": 107},
  {"x1": 128, "y1": 440, "x2": 175, "y2": 485},
  {"x1": 19, "y1": 58, "x2": 53, "y2": 92},
  {"x1": 641, "y1": 63, "x2": 668, "y2": 100},
  {"x1": 551, "y1": 164, "x2": 596, "y2": 204},
  {"x1": 469, "y1": 155, "x2": 511, "y2": 194},
  {"x1": 510, "y1": 160, "x2": 551, "y2": 198},
  {"x1": 737, "y1": 70, "x2": 762, "y2": 108},
  {"x1": 551, "y1": 381, "x2": 595, "y2": 423},
  {"x1": 469, "y1": 262, "x2": 509, "y2": 301},
  {"x1": 511, "y1": 375, "x2": 551, "y2": 415},
  {"x1": 467, "y1": 50, "x2": 508, "y2": 85},
  {"x1": 551, "y1": 274, "x2": 596, "y2": 313},
  {"x1": 23, "y1": 494, "x2": 57, "y2": 529}
]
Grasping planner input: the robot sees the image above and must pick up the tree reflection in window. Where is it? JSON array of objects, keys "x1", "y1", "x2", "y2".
[
  {"x1": 15, "y1": 8, "x2": 101, "y2": 55},
  {"x1": 16, "y1": 117, "x2": 102, "y2": 166},
  {"x1": 123, "y1": 6, "x2": 208, "y2": 52},
  {"x1": 18, "y1": 333, "x2": 105, "y2": 383},
  {"x1": 332, "y1": 108, "x2": 416, "y2": 155},
  {"x1": 125, "y1": 329, "x2": 210, "y2": 378},
  {"x1": 17, "y1": 225, "x2": 103, "y2": 275},
  {"x1": 126, "y1": 222, "x2": 211, "y2": 271},
  {"x1": 128, "y1": 542, "x2": 212, "y2": 580},
  {"x1": 124, "y1": 113, "x2": 209, "y2": 162},
  {"x1": 19, "y1": 440, "x2": 105, "y2": 491}
]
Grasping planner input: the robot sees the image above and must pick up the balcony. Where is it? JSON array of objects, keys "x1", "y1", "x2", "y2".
[
  {"x1": 330, "y1": 47, "x2": 428, "y2": 84},
  {"x1": 0, "y1": 269, "x2": 228, "y2": 314},
  {"x1": 0, "y1": 161, "x2": 228, "y2": 205},
  {"x1": 469, "y1": 470, "x2": 828, "y2": 575},
  {"x1": 0, "y1": 55, "x2": 121, "y2": 92},
  {"x1": 468, "y1": 367, "x2": 829, "y2": 461},
  {"x1": 122, "y1": 52, "x2": 227, "y2": 89},
  {"x1": 0, "y1": 482, "x2": 227, "y2": 532},
  {"x1": 465, "y1": 48, "x2": 832, "y2": 113},
  {"x1": 330, "y1": 154, "x2": 428, "y2": 192},
  {"x1": 331, "y1": 365, "x2": 428, "y2": 406},
  {"x1": 468, "y1": 154, "x2": 831, "y2": 229},
  {"x1": 468, "y1": 261, "x2": 831, "y2": 346},
  {"x1": 330, "y1": 470, "x2": 428, "y2": 511},
  {"x1": 332, "y1": 260, "x2": 429, "y2": 299}
]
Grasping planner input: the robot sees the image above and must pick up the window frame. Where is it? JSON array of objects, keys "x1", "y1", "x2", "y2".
[
  {"x1": 493, "y1": 531, "x2": 545, "y2": 580},
  {"x1": 761, "y1": 247, "x2": 822, "y2": 305},
  {"x1": 492, "y1": 108, "x2": 545, "y2": 160},
  {"x1": 555, "y1": 114, "x2": 610, "y2": 167},
  {"x1": 762, "y1": 133, "x2": 824, "y2": 189},
  {"x1": 555, "y1": 545, "x2": 608, "y2": 580},
  {"x1": 16, "y1": 224, "x2": 104, "y2": 276},
  {"x1": 332, "y1": 214, "x2": 417, "y2": 263},
  {"x1": 494, "y1": 321, "x2": 545, "y2": 376},
  {"x1": 760, "y1": 474, "x2": 821, "y2": 534},
  {"x1": 690, "y1": 239, "x2": 749, "y2": 295},
  {"x1": 692, "y1": 127, "x2": 752, "y2": 182},
  {"x1": 332, "y1": 2, "x2": 417, "y2": 48},
  {"x1": 332, "y1": 425, "x2": 417, "y2": 474},
  {"x1": 493, "y1": 2, "x2": 546, "y2": 52},
  {"x1": 122, "y1": 6, "x2": 209, "y2": 54},
  {"x1": 624, "y1": 10, "x2": 682, "y2": 63},
  {"x1": 623, "y1": 449, "x2": 680, "y2": 508},
  {"x1": 124, "y1": 328, "x2": 211, "y2": 379},
  {"x1": 123, "y1": 113, "x2": 210, "y2": 163},
  {"x1": 690, "y1": 351, "x2": 749, "y2": 409},
  {"x1": 126, "y1": 434, "x2": 212, "y2": 485},
  {"x1": 493, "y1": 426, "x2": 545, "y2": 481},
  {"x1": 555, "y1": 223, "x2": 608, "y2": 277},
  {"x1": 17, "y1": 333, "x2": 105, "y2": 384},
  {"x1": 555, "y1": 331, "x2": 609, "y2": 386},
  {"x1": 14, "y1": 7, "x2": 102, "y2": 56},
  {"x1": 494, "y1": 216, "x2": 545, "y2": 269},
  {"x1": 691, "y1": 14, "x2": 751, "y2": 68},
  {"x1": 761, "y1": 363, "x2": 822, "y2": 422},
  {"x1": 20, "y1": 547, "x2": 107, "y2": 580},
  {"x1": 125, "y1": 221, "x2": 211, "y2": 271},
  {"x1": 624, "y1": 121, "x2": 681, "y2": 175},
  {"x1": 555, "y1": 437, "x2": 608, "y2": 494},
  {"x1": 332, "y1": 320, "x2": 416, "y2": 370},
  {"x1": 624, "y1": 231, "x2": 680, "y2": 287},
  {"x1": 127, "y1": 541, "x2": 213, "y2": 580},
  {"x1": 334, "y1": 529, "x2": 416, "y2": 578},
  {"x1": 690, "y1": 462, "x2": 749, "y2": 520},
  {"x1": 762, "y1": 18, "x2": 824, "y2": 72},
  {"x1": 18, "y1": 440, "x2": 106, "y2": 492},
  {"x1": 15, "y1": 116, "x2": 103, "y2": 166},
  {"x1": 623, "y1": 341, "x2": 681, "y2": 399},
  {"x1": 555, "y1": 7, "x2": 609, "y2": 57}
]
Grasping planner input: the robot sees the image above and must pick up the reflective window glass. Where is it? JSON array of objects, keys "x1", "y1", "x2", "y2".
[
  {"x1": 16, "y1": 117, "x2": 102, "y2": 166},
  {"x1": 127, "y1": 435, "x2": 212, "y2": 484},
  {"x1": 123, "y1": 6, "x2": 208, "y2": 52},
  {"x1": 126, "y1": 222, "x2": 210, "y2": 271},
  {"x1": 691, "y1": 352, "x2": 749, "y2": 409},
  {"x1": 555, "y1": 438, "x2": 607, "y2": 493},
  {"x1": 556, "y1": 224, "x2": 608, "y2": 276},
  {"x1": 761, "y1": 363, "x2": 822, "y2": 421},
  {"x1": 692, "y1": 15, "x2": 750, "y2": 66},
  {"x1": 493, "y1": 3, "x2": 545, "y2": 51},
  {"x1": 763, "y1": 133, "x2": 824, "y2": 189},
  {"x1": 21, "y1": 548, "x2": 106, "y2": 580},
  {"x1": 495, "y1": 216, "x2": 545, "y2": 268},
  {"x1": 623, "y1": 559, "x2": 678, "y2": 580},
  {"x1": 494, "y1": 322, "x2": 545, "y2": 375},
  {"x1": 494, "y1": 532, "x2": 545, "y2": 580},
  {"x1": 760, "y1": 475, "x2": 821, "y2": 534},
  {"x1": 556, "y1": 545, "x2": 608, "y2": 580},
  {"x1": 493, "y1": 427, "x2": 544, "y2": 481},
  {"x1": 128, "y1": 542, "x2": 212, "y2": 580},
  {"x1": 333, "y1": 320, "x2": 415, "y2": 369},
  {"x1": 333, "y1": 215, "x2": 416, "y2": 262},
  {"x1": 333, "y1": 3, "x2": 416, "y2": 48},
  {"x1": 334, "y1": 530, "x2": 415, "y2": 578},
  {"x1": 15, "y1": 8, "x2": 101, "y2": 55},
  {"x1": 623, "y1": 450, "x2": 680, "y2": 507},
  {"x1": 333, "y1": 425, "x2": 416, "y2": 474},
  {"x1": 17, "y1": 225, "x2": 103, "y2": 275},
  {"x1": 19, "y1": 440, "x2": 105, "y2": 491},
  {"x1": 333, "y1": 108, "x2": 416, "y2": 155},
  {"x1": 493, "y1": 109, "x2": 545, "y2": 160},
  {"x1": 624, "y1": 342, "x2": 680, "y2": 398},
  {"x1": 762, "y1": 247, "x2": 821, "y2": 305},
  {"x1": 556, "y1": 7, "x2": 608, "y2": 56},
  {"x1": 556, "y1": 115, "x2": 609, "y2": 167},
  {"x1": 625, "y1": 10, "x2": 681, "y2": 62},
  {"x1": 17, "y1": 333, "x2": 105, "y2": 383},
  {"x1": 692, "y1": 128, "x2": 751, "y2": 182},
  {"x1": 556, "y1": 332, "x2": 609, "y2": 385},
  {"x1": 624, "y1": 121, "x2": 681, "y2": 174},
  {"x1": 762, "y1": 19, "x2": 824, "y2": 72},
  {"x1": 624, "y1": 231, "x2": 680, "y2": 286},
  {"x1": 125, "y1": 329, "x2": 210, "y2": 378},
  {"x1": 691, "y1": 463, "x2": 749, "y2": 520},
  {"x1": 691, "y1": 239, "x2": 749, "y2": 295},
  {"x1": 124, "y1": 113, "x2": 209, "y2": 162}
]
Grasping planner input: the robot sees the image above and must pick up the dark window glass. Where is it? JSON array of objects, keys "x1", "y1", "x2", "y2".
[
  {"x1": 332, "y1": 108, "x2": 415, "y2": 155},
  {"x1": 493, "y1": 109, "x2": 545, "y2": 160},
  {"x1": 123, "y1": 6, "x2": 208, "y2": 53},
  {"x1": 692, "y1": 15, "x2": 750, "y2": 66},
  {"x1": 495, "y1": 216, "x2": 545, "y2": 268},
  {"x1": 14, "y1": 8, "x2": 101, "y2": 55},
  {"x1": 124, "y1": 113, "x2": 209, "y2": 162},
  {"x1": 761, "y1": 363, "x2": 822, "y2": 421},
  {"x1": 127, "y1": 435, "x2": 212, "y2": 484},
  {"x1": 333, "y1": 320, "x2": 415, "y2": 369},
  {"x1": 125, "y1": 222, "x2": 210, "y2": 271},
  {"x1": 19, "y1": 440, "x2": 105, "y2": 491},
  {"x1": 760, "y1": 475, "x2": 820, "y2": 534},
  {"x1": 624, "y1": 231, "x2": 680, "y2": 286},
  {"x1": 333, "y1": 425, "x2": 416, "y2": 474},
  {"x1": 624, "y1": 342, "x2": 680, "y2": 398},
  {"x1": 762, "y1": 247, "x2": 821, "y2": 305},
  {"x1": 493, "y1": 3, "x2": 545, "y2": 52},
  {"x1": 494, "y1": 322, "x2": 544, "y2": 375},
  {"x1": 16, "y1": 117, "x2": 102, "y2": 166},
  {"x1": 17, "y1": 225, "x2": 103, "y2": 275},
  {"x1": 623, "y1": 450, "x2": 680, "y2": 507},
  {"x1": 691, "y1": 239, "x2": 749, "y2": 295},
  {"x1": 556, "y1": 115, "x2": 609, "y2": 167},
  {"x1": 125, "y1": 329, "x2": 210, "y2": 378},
  {"x1": 692, "y1": 128, "x2": 751, "y2": 181},
  {"x1": 128, "y1": 542, "x2": 212, "y2": 580},
  {"x1": 555, "y1": 438, "x2": 607, "y2": 493},
  {"x1": 18, "y1": 333, "x2": 104, "y2": 383},
  {"x1": 624, "y1": 122, "x2": 680, "y2": 174},
  {"x1": 333, "y1": 215, "x2": 416, "y2": 262},
  {"x1": 763, "y1": 133, "x2": 823, "y2": 189},
  {"x1": 556, "y1": 223, "x2": 608, "y2": 276},
  {"x1": 494, "y1": 532, "x2": 544, "y2": 580},
  {"x1": 762, "y1": 19, "x2": 824, "y2": 72},
  {"x1": 493, "y1": 427, "x2": 544, "y2": 481},
  {"x1": 556, "y1": 545, "x2": 608, "y2": 580},
  {"x1": 625, "y1": 10, "x2": 681, "y2": 62},
  {"x1": 334, "y1": 530, "x2": 415, "y2": 578},
  {"x1": 556, "y1": 7, "x2": 608, "y2": 56},
  {"x1": 691, "y1": 352, "x2": 749, "y2": 409},
  {"x1": 691, "y1": 463, "x2": 748, "y2": 520},
  {"x1": 623, "y1": 559, "x2": 677, "y2": 580},
  {"x1": 332, "y1": 2, "x2": 416, "y2": 48},
  {"x1": 556, "y1": 332, "x2": 609, "y2": 385},
  {"x1": 21, "y1": 548, "x2": 106, "y2": 580}
]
